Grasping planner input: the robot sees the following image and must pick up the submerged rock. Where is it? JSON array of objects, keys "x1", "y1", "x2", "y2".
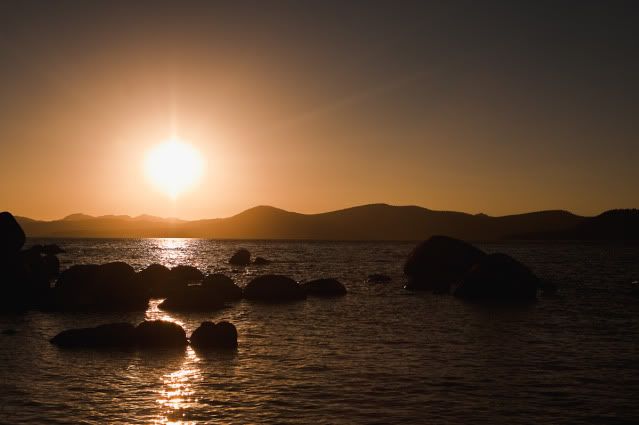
[
  {"x1": 159, "y1": 286, "x2": 226, "y2": 312},
  {"x1": 244, "y1": 275, "x2": 306, "y2": 302},
  {"x1": 201, "y1": 274, "x2": 242, "y2": 301},
  {"x1": 301, "y1": 278, "x2": 347, "y2": 297},
  {"x1": 51, "y1": 320, "x2": 188, "y2": 348},
  {"x1": 253, "y1": 257, "x2": 272, "y2": 265},
  {"x1": 403, "y1": 235, "x2": 486, "y2": 292},
  {"x1": 229, "y1": 249, "x2": 251, "y2": 266},
  {"x1": 190, "y1": 321, "x2": 238, "y2": 349},
  {"x1": 453, "y1": 253, "x2": 539, "y2": 302},
  {"x1": 0, "y1": 211, "x2": 25, "y2": 256},
  {"x1": 367, "y1": 274, "x2": 392, "y2": 283}
]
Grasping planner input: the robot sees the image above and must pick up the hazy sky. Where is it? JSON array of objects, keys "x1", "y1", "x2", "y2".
[{"x1": 1, "y1": 0, "x2": 637, "y2": 220}]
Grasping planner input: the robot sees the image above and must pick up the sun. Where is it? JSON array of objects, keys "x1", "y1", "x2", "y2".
[{"x1": 145, "y1": 139, "x2": 204, "y2": 199}]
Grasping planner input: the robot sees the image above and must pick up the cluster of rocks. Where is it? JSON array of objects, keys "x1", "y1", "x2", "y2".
[
  {"x1": 404, "y1": 235, "x2": 544, "y2": 302},
  {"x1": 228, "y1": 248, "x2": 271, "y2": 266},
  {"x1": 50, "y1": 320, "x2": 237, "y2": 350}
]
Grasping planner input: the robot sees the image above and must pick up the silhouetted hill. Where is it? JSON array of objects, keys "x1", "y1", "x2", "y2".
[
  {"x1": 514, "y1": 209, "x2": 639, "y2": 240},
  {"x1": 12, "y1": 204, "x2": 616, "y2": 240}
]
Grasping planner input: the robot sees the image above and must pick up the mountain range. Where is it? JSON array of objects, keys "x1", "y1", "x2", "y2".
[{"x1": 14, "y1": 204, "x2": 639, "y2": 240}]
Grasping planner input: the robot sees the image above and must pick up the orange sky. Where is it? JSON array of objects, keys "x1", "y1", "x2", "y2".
[{"x1": 1, "y1": 1, "x2": 637, "y2": 220}]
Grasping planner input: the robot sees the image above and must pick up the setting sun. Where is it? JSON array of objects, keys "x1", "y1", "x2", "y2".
[{"x1": 145, "y1": 140, "x2": 204, "y2": 199}]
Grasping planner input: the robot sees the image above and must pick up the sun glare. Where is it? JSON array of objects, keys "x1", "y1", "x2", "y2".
[{"x1": 145, "y1": 140, "x2": 204, "y2": 199}]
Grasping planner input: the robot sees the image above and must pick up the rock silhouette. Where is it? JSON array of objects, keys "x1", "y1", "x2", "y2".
[
  {"x1": 170, "y1": 265, "x2": 204, "y2": 283},
  {"x1": 51, "y1": 262, "x2": 149, "y2": 311},
  {"x1": 201, "y1": 274, "x2": 242, "y2": 301},
  {"x1": 404, "y1": 235, "x2": 486, "y2": 292},
  {"x1": 0, "y1": 211, "x2": 25, "y2": 256},
  {"x1": 301, "y1": 278, "x2": 347, "y2": 297},
  {"x1": 244, "y1": 275, "x2": 306, "y2": 302},
  {"x1": 190, "y1": 321, "x2": 238, "y2": 349},
  {"x1": 159, "y1": 286, "x2": 225, "y2": 312},
  {"x1": 51, "y1": 320, "x2": 188, "y2": 348},
  {"x1": 253, "y1": 257, "x2": 271, "y2": 265},
  {"x1": 134, "y1": 263, "x2": 175, "y2": 297},
  {"x1": 229, "y1": 248, "x2": 251, "y2": 266},
  {"x1": 453, "y1": 253, "x2": 539, "y2": 302}
]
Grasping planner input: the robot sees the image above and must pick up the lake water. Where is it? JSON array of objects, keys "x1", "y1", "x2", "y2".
[{"x1": 1, "y1": 239, "x2": 638, "y2": 424}]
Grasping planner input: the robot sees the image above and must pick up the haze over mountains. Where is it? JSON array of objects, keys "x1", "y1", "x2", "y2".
[{"x1": 13, "y1": 204, "x2": 639, "y2": 240}]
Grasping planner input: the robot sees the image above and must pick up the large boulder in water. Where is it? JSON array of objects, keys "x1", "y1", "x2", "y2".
[
  {"x1": 0, "y1": 211, "x2": 25, "y2": 256},
  {"x1": 50, "y1": 323, "x2": 136, "y2": 348},
  {"x1": 134, "y1": 263, "x2": 175, "y2": 297},
  {"x1": 244, "y1": 275, "x2": 306, "y2": 302},
  {"x1": 201, "y1": 273, "x2": 242, "y2": 301},
  {"x1": 52, "y1": 262, "x2": 148, "y2": 311},
  {"x1": 404, "y1": 235, "x2": 486, "y2": 292},
  {"x1": 170, "y1": 265, "x2": 204, "y2": 283},
  {"x1": 135, "y1": 320, "x2": 188, "y2": 348},
  {"x1": 453, "y1": 253, "x2": 539, "y2": 302},
  {"x1": 190, "y1": 321, "x2": 238, "y2": 349},
  {"x1": 50, "y1": 320, "x2": 188, "y2": 349},
  {"x1": 159, "y1": 286, "x2": 226, "y2": 312},
  {"x1": 229, "y1": 249, "x2": 251, "y2": 266},
  {"x1": 301, "y1": 278, "x2": 347, "y2": 297}
]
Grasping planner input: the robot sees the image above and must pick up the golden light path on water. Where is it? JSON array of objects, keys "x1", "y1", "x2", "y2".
[
  {"x1": 146, "y1": 299, "x2": 202, "y2": 425},
  {"x1": 147, "y1": 239, "x2": 203, "y2": 425}
]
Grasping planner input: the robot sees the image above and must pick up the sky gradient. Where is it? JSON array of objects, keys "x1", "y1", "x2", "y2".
[{"x1": 1, "y1": 0, "x2": 637, "y2": 220}]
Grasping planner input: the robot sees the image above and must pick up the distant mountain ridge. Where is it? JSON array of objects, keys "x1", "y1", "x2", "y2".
[{"x1": 13, "y1": 204, "x2": 639, "y2": 240}]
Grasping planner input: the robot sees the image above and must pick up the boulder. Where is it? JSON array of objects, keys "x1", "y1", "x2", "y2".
[
  {"x1": 135, "y1": 320, "x2": 188, "y2": 348},
  {"x1": 0, "y1": 211, "x2": 25, "y2": 256},
  {"x1": 52, "y1": 262, "x2": 148, "y2": 311},
  {"x1": 301, "y1": 278, "x2": 347, "y2": 297},
  {"x1": 201, "y1": 274, "x2": 242, "y2": 301},
  {"x1": 404, "y1": 235, "x2": 486, "y2": 292},
  {"x1": 134, "y1": 263, "x2": 176, "y2": 297},
  {"x1": 170, "y1": 265, "x2": 204, "y2": 283},
  {"x1": 453, "y1": 253, "x2": 539, "y2": 302},
  {"x1": 190, "y1": 321, "x2": 238, "y2": 349},
  {"x1": 50, "y1": 320, "x2": 188, "y2": 349},
  {"x1": 367, "y1": 274, "x2": 392, "y2": 283},
  {"x1": 244, "y1": 275, "x2": 306, "y2": 302},
  {"x1": 229, "y1": 249, "x2": 251, "y2": 266},
  {"x1": 159, "y1": 286, "x2": 225, "y2": 312},
  {"x1": 50, "y1": 323, "x2": 136, "y2": 348},
  {"x1": 253, "y1": 257, "x2": 271, "y2": 265}
]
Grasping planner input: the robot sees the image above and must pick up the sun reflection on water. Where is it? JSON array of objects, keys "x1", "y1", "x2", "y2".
[
  {"x1": 151, "y1": 238, "x2": 200, "y2": 269},
  {"x1": 146, "y1": 300, "x2": 202, "y2": 425}
]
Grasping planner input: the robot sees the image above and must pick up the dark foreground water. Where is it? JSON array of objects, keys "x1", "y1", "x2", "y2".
[{"x1": 1, "y1": 239, "x2": 638, "y2": 424}]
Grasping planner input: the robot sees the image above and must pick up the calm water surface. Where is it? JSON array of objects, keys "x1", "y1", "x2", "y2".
[{"x1": 1, "y1": 239, "x2": 638, "y2": 424}]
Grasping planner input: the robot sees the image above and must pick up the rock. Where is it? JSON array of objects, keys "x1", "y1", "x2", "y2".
[
  {"x1": 51, "y1": 323, "x2": 137, "y2": 348},
  {"x1": 135, "y1": 320, "x2": 188, "y2": 348},
  {"x1": 2, "y1": 329, "x2": 17, "y2": 335},
  {"x1": 301, "y1": 278, "x2": 347, "y2": 297},
  {"x1": 170, "y1": 265, "x2": 204, "y2": 283},
  {"x1": 201, "y1": 274, "x2": 242, "y2": 301},
  {"x1": 52, "y1": 262, "x2": 148, "y2": 311},
  {"x1": 50, "y1": 320, "x2": 188, "y2": 349},
  {"x1": 453, "y1": 253, "x2": 539, "y2": 302},
  {"x1": 190, "y1": 321, "x2": 238, "y2": 349},
  {"x1": 367, "y1": 274, "x2": 392, "y2": 283},
  {"x1": 244, "y1": 275, "x2": 306, "y2": 302},
  {"x1": 253, "y1": 257, "x2": 271, "y2": 265},
  {"x1": 404, "y1": 235, "x2": 486, "y2": 292},
  {"x1": 42, "y1": 244, "x2": 65, "y2": 255},
  {"x1": 135, "y1": 263, "x2": 175, "y2": 297},
  {"x1": 159, "y1": 286, "x2": 225, "y2": 312},
  {"x1": 0, "y1": 211, "x2": 25, "y2": 256},
  {"x1": 229, "y1": 249, "x2": 251, "y2": 266}
]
